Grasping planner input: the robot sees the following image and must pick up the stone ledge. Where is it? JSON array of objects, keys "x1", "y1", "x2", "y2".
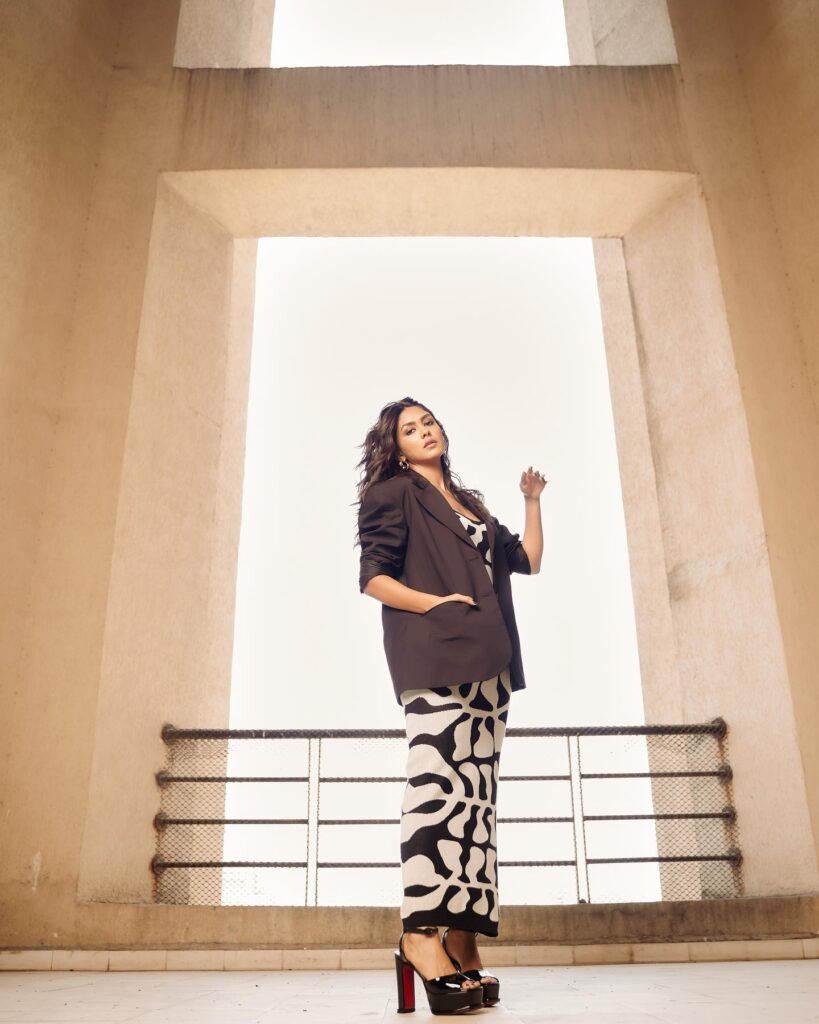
[
  {"x1": 6, "y1": 893, "x2": 817, "y2": 950},
  {"x1": 1, "y1": 936, "x2": 815, "y2": 971}
]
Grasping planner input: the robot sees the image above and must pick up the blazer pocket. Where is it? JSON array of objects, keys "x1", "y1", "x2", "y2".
[
  {"x1": 422, "y1": 599, "x2": 450, "y2": 616},
  {"x1": 423, "y1": 598, "x2": 476, "y2": 616},
  {"x1": 423, "y1": 599, "x2": 480, "y2": 638}
]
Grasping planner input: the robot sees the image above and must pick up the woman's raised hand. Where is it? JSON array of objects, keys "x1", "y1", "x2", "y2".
[{"x1": 520, "y1": 466, "x2": 547, "y2": 499}]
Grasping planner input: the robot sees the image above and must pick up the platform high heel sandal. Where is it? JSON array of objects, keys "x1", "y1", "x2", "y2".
[
  {"x1": 394, "y1": 925, "x2": 484, "y2": 1014},
  {"x1": 441, "y1": 928, "x2": 501, "y2": 1006}
]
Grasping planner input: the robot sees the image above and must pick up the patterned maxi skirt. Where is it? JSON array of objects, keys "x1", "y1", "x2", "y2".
[{"x1": 398, "y1": 667, "x2": 511, "y2": 937}]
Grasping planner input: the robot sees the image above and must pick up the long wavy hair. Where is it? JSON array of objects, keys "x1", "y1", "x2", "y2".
[{"x1": 353, "y1": 396, "x2": 490, "y2": 549}]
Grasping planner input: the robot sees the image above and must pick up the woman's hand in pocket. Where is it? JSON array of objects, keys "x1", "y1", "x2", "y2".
[{"x1": 423, "y1": 593, "x2": 478, "y2": 613}]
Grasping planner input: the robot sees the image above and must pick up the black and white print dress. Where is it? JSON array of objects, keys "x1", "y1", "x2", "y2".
[
  {"x1": 398, "y1": 508, "x2": 511, "y2": 936},
  {"x1": 453, "y1": 511, "x2": 493, "y2": 583}
]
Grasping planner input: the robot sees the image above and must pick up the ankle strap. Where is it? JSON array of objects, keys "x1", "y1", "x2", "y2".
[{"x1": 404, "y1": 925, "x2": 439, "y2": 935}]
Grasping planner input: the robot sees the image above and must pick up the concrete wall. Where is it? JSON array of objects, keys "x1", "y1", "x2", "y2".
[
  {"x1": 1, "y1": 0, "x2": 818, "y2": 949},
  {"x1": 0, "y1": 0, "x2": 125, "y2": 921}
]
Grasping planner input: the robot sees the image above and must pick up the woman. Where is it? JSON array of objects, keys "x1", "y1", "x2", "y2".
[{"x1": 355, "y1": 397, "x2": 546, "y2": 1014}]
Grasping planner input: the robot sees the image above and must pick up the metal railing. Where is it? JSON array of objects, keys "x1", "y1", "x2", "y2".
[{"x1": 152, "y1": 718, "x2": 743, "y2": 906}]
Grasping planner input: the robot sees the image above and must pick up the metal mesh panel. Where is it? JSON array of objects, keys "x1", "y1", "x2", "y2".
[
  {"x1": 577, "y1": 729, "x2": 742, "y2": 902},
  {"x1": 152, "y1": 721, "x2": 742, "y2": 906}
]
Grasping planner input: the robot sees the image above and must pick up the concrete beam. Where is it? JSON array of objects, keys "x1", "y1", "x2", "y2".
[
  {"x1": 170, "y1": 64, "x2": 691, "y2": 172},
  {"x1": 164, "y1": 167, "x2": 693, "y2": 238}
]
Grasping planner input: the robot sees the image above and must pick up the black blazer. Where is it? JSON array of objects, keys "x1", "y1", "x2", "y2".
[{"x1": 358, "y1": 466, "x2": 531, "y2": 704}]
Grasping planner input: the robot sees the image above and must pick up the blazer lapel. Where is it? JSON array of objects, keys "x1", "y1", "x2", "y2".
[{"x1": 406, "y1": 468, "x2": 497, "y2": 552}]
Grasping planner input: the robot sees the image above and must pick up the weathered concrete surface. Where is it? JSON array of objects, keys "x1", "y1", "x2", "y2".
[{"x1": 1, "y1": 0, "x2": 818, "y2": 950}]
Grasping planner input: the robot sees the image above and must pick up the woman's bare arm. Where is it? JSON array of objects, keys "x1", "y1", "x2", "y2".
[
  {"x1": 363, "y1": 576, "x2": 477, "y2": 614},
  {"x1": 521, "y1": 495, "x2": 543, "y2": 573},
  {"x1": 362, "y1": 575, "x2": 439, "y2": 614}
]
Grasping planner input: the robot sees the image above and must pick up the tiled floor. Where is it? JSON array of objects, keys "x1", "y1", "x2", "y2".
[{"x1": 0, "y1": 960, "x2": 818, "y2": 1023}]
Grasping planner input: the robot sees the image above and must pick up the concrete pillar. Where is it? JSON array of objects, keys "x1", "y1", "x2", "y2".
[
  {"x1": 78, "y1": 182, "x2": 256, "y2": 901},
  {"x1": 664, "y1": 0, "x2": 819, "y2": 885},
  {"x1": 564, "y1": 0, "x2": 678, "y2": 65},
  {"x1": 174, "y1": 0, "x2": 276, "y2": 68},
  {"x1": 595, "y1": 185, "x2": 818, "y2": 895}
]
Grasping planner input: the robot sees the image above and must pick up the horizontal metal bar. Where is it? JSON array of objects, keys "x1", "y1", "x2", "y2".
[
  {"x1": 156, "y1": 774, "x2": 309, "y2": 784},
  {"x1": 584, "y1": 811, "x2": 736, "y2": 821},
  {"x1": 156, "y1": 815, "x2": 576, "y2": 827},
  {"x1": 157, "y1": 812, "x2": 736, "y2": 827},
  {"x1": 157, "y1": 817, "x2": 308, "y2": 826},
  {"x1": 149, "y1": 855, "x2": 756, "y2": 871},
  {"x1": 162, "y1": 719, "x2": 726, "y2": 742},
  {"x1": 156, "y1": 770, "x2": 725, "y2": 785},
  {"x1": 587, "y1": 854, "x2": 743, "y2": 864},
  {"x1": 498, "y1": 775, "x2": 572, "y2": 782},
  {"x1": 317, "y1": 816, "x2": 575, "y2": 825},
  {"x1": 320, "y1": 774, "x2": 572, "y2": 783},
  {"x1": 156, "y1": 771, "x2": 730, "y2": 786},
  {"x1": 153, "y1": 860, "x2": 307, "y2": 870},
  {"x1": 151, "y1": 858, "x2": 578, "y2": 871},
  {"x1": 492, "y1": 860, "x2": 577, "y2": 867},
  {"x1": 581, "y1": 769, "x2": 731, "y2": 780},
  {"x1": 321, "y1": 776, "x2": 407, "y2": 783},
  {"x1": 156, "y1": 773, "x2": 573, "y2": 785},
  {"x1": 315, "y1": 860, "x2": 578, "y2": 869}
]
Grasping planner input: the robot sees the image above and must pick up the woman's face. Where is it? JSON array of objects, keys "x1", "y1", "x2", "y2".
[{"x1": 396, "y1": 406, "x2": 446, "y2": 466}]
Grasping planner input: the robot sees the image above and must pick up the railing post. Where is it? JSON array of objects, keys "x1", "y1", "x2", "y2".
[
  {"x1": 305, "y1": 736, "x2": 321, "y2": 906},
  {"x1": 568, "y1": 735, "x2": 591, "y2": 903}
]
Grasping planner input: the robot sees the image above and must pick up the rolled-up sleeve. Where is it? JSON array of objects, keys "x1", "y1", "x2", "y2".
[
  {"x1": 358, "y1": 484, "x2": 408, "y2": 593},
  {"x1": 492, "y1": 516, "x2": 531, "y2": 575}
]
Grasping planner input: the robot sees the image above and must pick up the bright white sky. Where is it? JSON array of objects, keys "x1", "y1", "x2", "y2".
[
  {"x1": 222, "y1": 5, "x2": 657, "y2": 908},
  {"x1": 270, "y1": 0, "x2": 570, "y2": 66},
  {"x1": 225, "y1": 236, "x2": 654, "y2": 906},
  {"x1": 230, "y1": 236, "x2": 645, "y2": 732}
]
